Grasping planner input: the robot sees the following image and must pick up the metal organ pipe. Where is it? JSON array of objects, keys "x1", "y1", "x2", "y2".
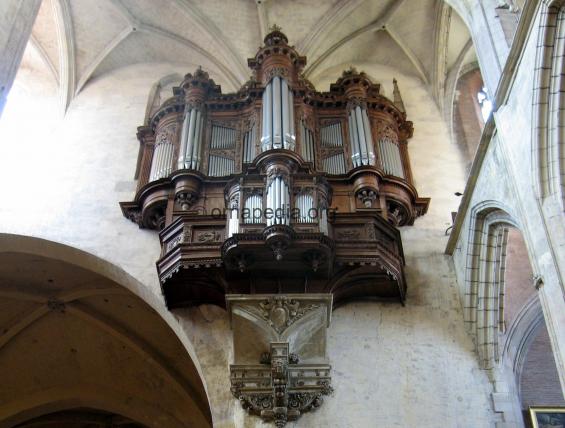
[
  {"x1": 348, "y1": 105, "x2": 375, "y2": 167},
  {"x1": 295, "y1": 193, "x2": 313, "y2": 223},
  {"x1": 349, "y1": 114, "x2": 360, "y2": 167},
  {"x1": 177, "y1": 109, "x2": 190, "y2": 169},
  {"x1": 149, "y1": 129, "x2": 175, "y2": 181},
  {"x1": 267, "y1": 181, "x2": 273, "y2": 226},
  {"x1": 300, "y1": 121, "x2": 314, "y2": 163},
  {"x1": 361, "y1": 108, "x2": 375, "y2": 165},
  {"x1": 378, "y1": 137, "x2": 404, "y2": 178},
  {"x1": 184, "y1": 107, "x2": 197, "y2": 168},
  {"x1": 244, "y1": 194, "x2": 262, "y2": 224},
  {"x1": 273, "y1": 77, "x2": 282, "y2": 148},
  {"x1": 276, "y1": 177, "x2": 281, "y2": 223},
  {"x1": 261, "y1": 77, "x2": 296, "y2": 152},
  {"x1": 266, "y1": 175, "x2": 289, "y2": 226},
  {"x1": 228, "y1": 193, "x2": 240, "y2": 237}
]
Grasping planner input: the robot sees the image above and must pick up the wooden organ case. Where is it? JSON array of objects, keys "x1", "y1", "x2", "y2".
[{"x1": 121, "y1": 26, "x2": 430, "y2": 427}]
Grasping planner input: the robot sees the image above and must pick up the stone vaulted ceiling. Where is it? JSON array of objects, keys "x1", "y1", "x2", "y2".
[{"x1": 22, "y1": 0, "x2": 477, "y2": 112}]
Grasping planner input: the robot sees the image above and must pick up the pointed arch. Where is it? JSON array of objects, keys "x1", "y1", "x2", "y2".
[
  {"x1": 533, "y1": 0, "x2": 565, "y2": 208},
  {"x1": 0, "y1": 233, "x2": 212, "y2": 427},
  {"x1": 464, "y1": 202, "x2": 521, "y2": 371}
]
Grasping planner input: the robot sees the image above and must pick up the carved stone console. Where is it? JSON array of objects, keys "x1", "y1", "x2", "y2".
[{"x1": 227, "y1": 294, "x2": 333, "y2": 427}]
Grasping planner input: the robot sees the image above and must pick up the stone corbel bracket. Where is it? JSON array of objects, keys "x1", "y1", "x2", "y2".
[{"x1": 226, "y1": 294, "x2": 333, "y2": 427}]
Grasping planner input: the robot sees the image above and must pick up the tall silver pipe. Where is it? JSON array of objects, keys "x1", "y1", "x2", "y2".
[
  {"x1": 273, "y1": 77, "x2": 281, "y2": 148},
  {"x1": 185, "y1": 108, "x2": 197, "y2": 169},
  {"x1": 282, "y1": 81, "x2": 289, "y2": 145},
  {"x1": 383, "y1": 140, "x2": 390, "y2": 174},
  {"x1": 275, "y1": 177, "x2": 280, "y2": 224},
  {"x1": 178, "y1": 109, "x2": 190, "y2": 169},
  {"x1": 190, "y1": 110, "x2": 198, "y2": 169},
  {"x1": 288, "y1": 89, "x2": 295, "y2": 149},
  {"x1": 361, "y1": 108, "x2": 375, "y2": 165},
  {"x1": 262, "y1": 83, "x2": 272, "y2": 151},
  {"x1": 355, "y1": 107, "x2": 368, "y2": 164},
  {"x1": 349, "y1": 114, "x2": 359, "y2": 167}
]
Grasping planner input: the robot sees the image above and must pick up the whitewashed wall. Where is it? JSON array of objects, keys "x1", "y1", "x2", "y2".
[{"x1": 0, "y1": 59, "x2": 498, "y2": 427}]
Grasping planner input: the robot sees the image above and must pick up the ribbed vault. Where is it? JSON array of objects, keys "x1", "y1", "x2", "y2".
[
  {"x1": 21, "y1": 0, "x2": 477, "y2": 114},
  {"x1": 0, "y1": 234, "x2": 212, "y2": 428}
]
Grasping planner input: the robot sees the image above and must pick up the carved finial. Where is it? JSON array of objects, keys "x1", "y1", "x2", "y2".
[
  {"x1": 269, "y1": 24, "x2": 282, "y2": 32},
  {"x1": 393, "y1": 78, "x2": 406, "y2": 113},
  {"x1": 264, "y1": 24, "x2": 288, "y2": 46},
  {"x1": 343, "y1": 66, "x2": 358, "y2": 77}
]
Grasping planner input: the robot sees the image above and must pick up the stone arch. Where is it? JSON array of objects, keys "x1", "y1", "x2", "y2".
[
  {"x1": 464, "y1": 202, "x2": 521, "y2": 371},
  {"x1": 0, "y1": 233, "x2": 212, "y2": 427},
  {"x1": 503, "y1": 295, "x2": 544, "y2": 387},
  {"x1": 533, "y1": 0, "x2": 565, "y2": 207}
]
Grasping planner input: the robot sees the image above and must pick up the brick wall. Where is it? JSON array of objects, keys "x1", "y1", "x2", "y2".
[
  {"x1": 520, "y1": 323, "x2": 565, "y2": 408},
  {"x1": 453, "y1": 68, "x2": 485, "y2": 169}
]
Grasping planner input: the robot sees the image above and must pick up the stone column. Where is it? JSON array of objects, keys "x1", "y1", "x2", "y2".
[{"x1": 0, "y1": 0, "x2": 42, "y2": 118}]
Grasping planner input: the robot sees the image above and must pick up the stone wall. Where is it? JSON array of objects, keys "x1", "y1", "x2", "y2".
[{"x1": 448, "y1": 3, "x2": 565, "y2": 425}]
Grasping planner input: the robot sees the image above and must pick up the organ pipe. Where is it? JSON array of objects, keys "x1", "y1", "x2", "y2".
[
  {"x1": 300, "y1": 121, "x2": 315, "y2": 163},
  {"x1": 243, "y1": 194, "x2": 262, "y2": 224},
  {"x1": 323, "y1": 153, "x2": 346, "y2": 174},
  {"x1": 149, "y1": 130, "x2": 175, "y2": 181},
  {"x1": 349, "y1": 105, "x2": 375, "y2": 167},
  {"x1": 295, "y1": 193, "x2": 314, "y2": 223},
  {"x1": 243, "y1": 124, "x2": 256, "y2": 163},
  {"x1": 261, "y1": 77, "x2": 296, "y2": 152},
  {"x1": 266, "y1": 176, "x2": 290, "y2": 226},
  {"x1": 177, "y1": 107, "x2": 205, "y2": 171},
  {"x1": 378, "y1": 138, "x2": 404, "y2": 178}
]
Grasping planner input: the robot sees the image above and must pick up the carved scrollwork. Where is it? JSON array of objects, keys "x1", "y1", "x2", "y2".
[
  {"x1": 336, "y1": 229, "x2": 361, "y2": 240},
  {"x1": 155, "y1": 123, "x2": 177, "y2": 146},
  {"x1": 195, "y1": 230, "x2": 222, "y2": 243},
  {"x1": 265, "y1": 67, "x2": 289, "y2": 81},
  {"x1": 378, "y1": 124, "x2": 399, "y2": 143},
  {"x1": 230, "y1": 342, "x2": 332, "y2": 427}
]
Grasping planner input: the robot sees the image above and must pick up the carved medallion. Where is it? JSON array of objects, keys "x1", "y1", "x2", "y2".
[{"x1": 258, "y1": 295, "x2": 320, "y2": 334}]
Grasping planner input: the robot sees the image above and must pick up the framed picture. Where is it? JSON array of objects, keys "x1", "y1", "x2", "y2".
[{"x1": 530, "y1": 407, "x2": 565, "y2": 428}]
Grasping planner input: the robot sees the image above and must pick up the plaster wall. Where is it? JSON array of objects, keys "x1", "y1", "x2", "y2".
[{"x1": 0, "y1": 60, "x2": 499, "y2": 427}]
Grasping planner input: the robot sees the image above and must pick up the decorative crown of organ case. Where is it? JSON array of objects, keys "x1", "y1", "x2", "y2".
[{"x1": 121, "y1": 26, "x2": 429, "y2": 427}]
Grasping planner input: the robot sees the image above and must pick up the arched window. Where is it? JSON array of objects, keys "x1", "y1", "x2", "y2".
[{"x1": 477, "y1": 87, "x2": 492, "y2": 122}]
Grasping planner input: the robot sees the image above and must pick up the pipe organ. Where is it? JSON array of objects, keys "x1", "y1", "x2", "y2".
[{"x1": 121, "y1": 27, "x2": 430, "y2": 427}]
